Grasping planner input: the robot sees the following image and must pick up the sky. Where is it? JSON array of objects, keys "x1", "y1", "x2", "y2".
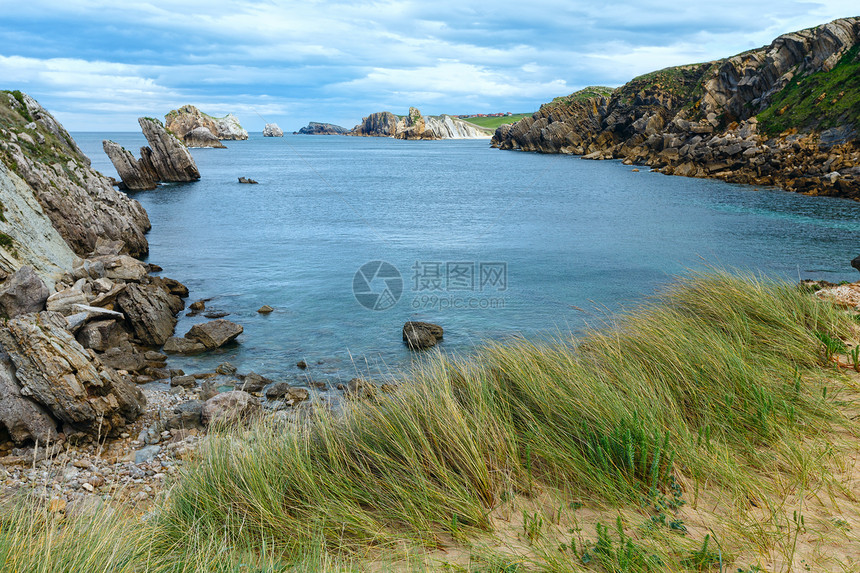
[{"x1": 0, "y1": 1, "x2": 857, "y2": 132}]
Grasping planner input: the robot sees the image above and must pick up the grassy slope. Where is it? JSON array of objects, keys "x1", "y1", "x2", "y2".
[
  {"x1": 758, "y1": 44, "x2": 860, "y2": 135},
  {"x1": 3, "y1": 271, "x2": 859, "y2": 571},
  {"x1": 460, "y1": 113, "x2": 533, "y2": 130},
  {"x1": 547, "y1": 86, "x2": 615, "y2": 106}
]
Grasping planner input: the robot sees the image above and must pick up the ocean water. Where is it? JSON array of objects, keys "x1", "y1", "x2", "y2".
[{"x1": 73, "y1": 133, "x2": 860, "y2": 384}]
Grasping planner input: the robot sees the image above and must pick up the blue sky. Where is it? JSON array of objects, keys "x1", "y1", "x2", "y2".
[{"x1": 1, "y1": 1, "x2": 857, "y2": 132}]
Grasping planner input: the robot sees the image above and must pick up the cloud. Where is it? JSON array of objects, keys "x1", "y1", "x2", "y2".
[{"x1": 0, "y1": 0, "x2": 857, "y2": 130}]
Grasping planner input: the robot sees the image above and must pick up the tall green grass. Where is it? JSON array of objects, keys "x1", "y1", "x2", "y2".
[{"x1": 150, "y1": 270, "x2": 854, "y2": 564}]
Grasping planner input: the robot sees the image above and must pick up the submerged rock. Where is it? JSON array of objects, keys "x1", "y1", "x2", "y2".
[{"x1": 402, "y1": 321, "x2": 443, "y2": 350}]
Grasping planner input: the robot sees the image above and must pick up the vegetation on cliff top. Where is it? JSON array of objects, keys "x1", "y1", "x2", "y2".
[
  {"x1": 460, "y1": 113, "x2": 532, "y2": 129},
  {"x1": 548, "y1": 86, "x2": 615, "y2": 106},
  {"x1": 2, "y1": 271, "x2": 858, "y2": 571},
  {"x1": 758, "y1": 43, "x2": 860, "y2": 135}
]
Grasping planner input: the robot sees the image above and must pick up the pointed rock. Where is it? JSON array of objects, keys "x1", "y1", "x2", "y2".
[
  {"x1": 138, "y1": 117, "x2": 200, "y2": 182},
  {"x1": 102, "y1": 140, "x2": 158, "y2": 191}
]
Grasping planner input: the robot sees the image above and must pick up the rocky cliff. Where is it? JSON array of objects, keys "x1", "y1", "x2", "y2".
[
  {"x1": 492, "y1": 17, "x2": 860, "y2": 199},
  {"x1": 350, "y1": 107, "x2": 491, "y2": 139},
  {"x1": 296, "y1": 122, "x2": 349, "y2": 135},
  {"x1": 0, "y1": 91, "x2": 194, "y2": 445},
  {"x1": 104, "y1": 117, "x2": 201, "y2": 190},
  {"x1": 164, "y1": 104, "x2": 248, "y2": 142}
]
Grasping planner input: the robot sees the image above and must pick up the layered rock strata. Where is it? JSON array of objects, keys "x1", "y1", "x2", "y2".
[
  {"x1": 164, "y1": 104, "x2": 248, "y2": 141},
  {"x1": 350, "y1": 107, "x2": 491, "y2": 140}
]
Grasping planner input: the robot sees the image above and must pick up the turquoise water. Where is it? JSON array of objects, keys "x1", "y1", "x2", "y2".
[{"x1": 74, "y1": 133, "x2": 860, "y2": 383}]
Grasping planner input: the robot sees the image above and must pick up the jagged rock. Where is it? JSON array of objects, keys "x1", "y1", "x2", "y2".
[
  {"x1": 149, "y1": 276, "x2": 189, "y2": 299},
  {"x1": 100, "y1": 344, "x2": 146, "y2": 372},
  {"x1": 262, "y1": 123, "x2": 284, "y2": 137},
  {"x1": 0, "y1": 312, "x2": 144, "y2": 437},
  {"x1": 164, "y1": 105, "x2": 248, "y2": 140},
  {"x1": 76, "y1": 319, "x2": 129, "y2": 352},
  {"x1": 164, "y1": 400, "x2": 203, "y2": 430},
  {"x1": 0, "y1": 266, "x2": 49, "y2": 318},
  {"x1": 185, "y1": 319, "x2": 243, "y2": 349},
  {"x1": 1, "y1": 93, "x2": 150, "y2": 259},
  {"x1": 349, "y1": 108, "x2": 489, "y2": 140},
  {"x1": 202, "y1": 390, "x2": 261, "y2": 426},
  {"x1": 162, "y1": 336, "x2": 206, "y2": 354},
  {"x1": 0, "y1": 348, "x2": 58, "y2": 444},
  {"x1": 138, "y1": 117, "x2": 201, "y2": 182},
  {"x1": 265, "y1": 382, "x2": 309, "y2": 403},
  {"x1": 351, "y1": 111, "x2": 400, "y2": 137},
  {"x1": 45, "y1": 288, "x2": 88, "y2": 315},
  {"x1": 238, "y1": 177, "x2": 258, "y2": 184},
  {"x1": 116, "y1": 283, "x2": 179, "y2": 346},
  {"x1": 296, "y1": 122, "x2": 349, "y2": 135},
  {"x1": 102, "y1": 140, "x2": 158, "y2": 191},
  {"x1": 402, "y1": 321, "x2": 443, "y2": 350},
  {"x1": 183, "y1": 127, "x2": 226, "y2": 148}
]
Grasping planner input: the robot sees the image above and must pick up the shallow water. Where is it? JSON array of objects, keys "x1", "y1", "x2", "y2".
[{"x1": 74, "y1": 133, "x2": 860, "y2": 383}]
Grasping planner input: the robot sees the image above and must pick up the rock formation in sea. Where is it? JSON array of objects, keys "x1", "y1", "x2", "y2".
[
  {"x1": 262, "y1": 123, "x2": 284, "y2": 137},
  {"x1": 295, "y1": 122, "x2": 349, "y2": 135},
  {"x1": 491, "y1": 17, "x2": 860, "y2": 199},
  {"x1": 164, "y1": 104, "x2": 249, "y2": 142},
  {"x1": 184, "y1": 126, "x2": 226, "y2": 148},
  {"x1": 350, "y1": 107, "x2": 491, "y2": 140},
  {"x1": 0, "y1": 90, "x2": 196, "y2": 444},
  {"x1": 104, "y1": 117, "x2": 201, "y2": 190}
]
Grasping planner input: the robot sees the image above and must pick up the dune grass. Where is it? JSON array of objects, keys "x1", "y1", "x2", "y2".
[{"x1": 2, "y1": 270, "x2": 857, "y2": 571}]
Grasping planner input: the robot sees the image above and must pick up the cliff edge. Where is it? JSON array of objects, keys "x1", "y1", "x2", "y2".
[
  {"x1": 492, "y1": 17, "x2": 860, "y2": 199},
  {"x1": 350, "y1": 107, "x2": 491, "y2": 139}
]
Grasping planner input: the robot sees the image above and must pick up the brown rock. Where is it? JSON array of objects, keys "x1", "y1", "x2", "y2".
[
  {"x1": 185, "y1": 319, "x2": 243, "y2": 349},
  {"x1": 202, "y1": 391, "x2": 261, "y2": 426},
  {"x1": 0, "y1": 266, "x2": 49, "y2": 318},
  {"x1": 0, "y1": 348, "x2": 58, "y2": 444},
  {"x1": 402, "y1": 321, "x2": 443, "y2": 350},
  {"x1": 116, "y1": 283, "x2": 179, "y2": 346},
  {"x1": 76, "y1": 319, "x2": 129, "y2": 351},
  {"x1": 162, "y1": 336, "x2": 206, "y2": 354}
]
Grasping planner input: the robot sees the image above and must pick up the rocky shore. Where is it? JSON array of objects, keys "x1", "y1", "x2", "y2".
[{"x1": 492, "y1": 17, "x2": 860, "y2": 199}]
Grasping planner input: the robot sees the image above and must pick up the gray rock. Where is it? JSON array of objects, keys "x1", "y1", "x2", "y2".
[
  {"x1": 262, "y1": 123, "x2": 284, "y2": 137},
  {"x1": 162, "y1": 336, "x2": 206, "y2": 354},
  {"x1": 76, "y1": 319, "x2": 129, "y2": 351},
  {"x1": 265, "y1": 382, "x2": 309, "y2": 403},
  {"x1": 202, "y1": 390, "x2": 261, "y2": 426},
  {"x1": 102, "y1": 140, "x2": 158, "y2": 191},
  {"x1": 138, "y1": 117, "x2": 200, "y2": 182},
  {"x1": 183, "y1": 127, "x2": 226, "y2": 149},
  {"x1": 134, "y1": 445, "x2": 161, "y2": 464},
  {"x1": 0, "y1": 266, "x2": 49, "y2": 318},
  {"x1": 99, "y1": 344, "x2": 145, "y2": 372},
  {"x1": 402, "y1": 321, "x2": 443, "y2": 350},
  {"x1": 0, "y1": 348, "x2": 58, "y2": 444},
  {"x1": 116, "y1": 283, "x2": 179, "y2": 346},
  {"x1": 46, "y1": 288, "x2": 88, "y2": 316},
  {"x1": 0, "y1": 312, "x2": 145, "y2": 437},
  {"x1": 235, "y1": 372, "x2": 271, "y2": 393},
  {"x1": 185, "y1": 319, "x2": 243, "y2": 349},
  {"x1": 215, "y1": 362, "x2": 237, "y2": 376},
  {"x1": 164, "y1": 400, "x2": 203, "y2": 429},
  {"x1": 170, "y1": 375, "x2": 196, "y2": 388}
]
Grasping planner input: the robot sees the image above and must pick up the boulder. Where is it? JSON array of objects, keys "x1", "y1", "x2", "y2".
[
  {"x1": 185, "y1": 319, "x2": 243, "y2": 349},
  {"x1": 0, "y1": 348, "x2": 59, "y2": 444},
  {"x1": 257, "y1": 305, "x2": 274, "y2": 314},
  {"x1": 402, "y1": 321, "x2": 444, "y2": 350},
  {"x1": 45, "y1": 288, "x2": 88, "y2": 315},
  {"x1": 100, "y1": 344, "x2": 146, "y2": 372},
  {"x1": 97, "y1": 254, "x2": 148, "y2": 282},
  {"x1": 138, "y1": 117, "x2": 200, "y2": 183},
  {"x1": 0, "y1": 312, "x2": 144, "y2": 437},
  {"x1": 852, "y1": 255, "x2": 860, "y2": 274},
  {"x1": 76, "y1": 319, "x2": 129, "y2": 351},
  {"x1": 0, "y1": 266, "x2": 49, "y2": 318},
  {"x1": 202, "y1": 391, "x2": 261, "y2": 426},
  {"x1": 183, "y1": 127, "x2": 226, "y2": 148},
  {"x1": 116, "y1": 283, "x2": 179, "y2": 346},
  {"x1": 262, "y1": 123, "x2": 284, "y2": 137},
  {"x1": 134, "y1": 445, "x2": 161, "y2": 464},
  {"x1": 265, "y1": 382, "x2": 310, "y2": 403},
  {"x1": 102, "y1": 140, "x2": 158, "y2": 191},
  {"x1": 170, "y1": 375, "x2": 197, "y2": 388},
  {"x1": 164, "y1": 400, "x2": 204, "y2": 430},
  {"x1": 163, "y1": 336, "x2": 206, "y2": 354},
  {"x1": 235, "y1": 372, "x2": 272, "y2": 393}
]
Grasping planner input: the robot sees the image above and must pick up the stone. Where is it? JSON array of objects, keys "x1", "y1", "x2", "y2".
[
  {"x1": 0, "y1": 348, "x2": 59, "y2": 444},
  {"x1": 402, "y1": 321, "x2": 444, "y2": 350},
  {"x1": 138, "y1": 117, "x2": 201, "y2": 182},
  {"x1": 76, "y1": 319, "x2": 129, "y2": 351},
  {"x1": 0, "y1": 266, "x2": 49, "y2": 318},
  {"x1": 297, "y1": 360, "x2": 308, "y2": 370},
  {"x1": 215, "y1": 362, "x2": 237, "y2": 376},
  {"x1": 265, "y1": 382, "x2": 309, "y2": 403},
  {"x1": 189, "y1": 300, "x2": 205, "y2": 312},
  {"x1": 164, "y1": 400, "x2": 204, "y2": 430},
  {"x1": 102, "y1": 140, "x2": 158, "y2": 191},
  {"x1": 183, "y1": 127, "x2": 226, "y2": 148},
  {"x1": 204, "y1": 311, "x2": 229, "y2": 319},
  {"x1": 96, "y1": 255, "x2": 148, "y2": 282},
  {"x1": 0, "y1": 312, "x2": 144, "y2": 437},
  {"x1": 100, "y1": 344, "x2": 146, "y2": 372},
  {"x1": 257, "y1": 305, "x2": 274, "y2": 314},
  {"x1": 170, "y1": 375, "x2": 197, "y2": 388},
  {"x1": 116, "y1": 283, "x2": 179, "y2": 346},
  {"x1": 262, "y1": 123, "x2": 284, "y2": 137},
  {"x1": 45, "y1": 288, "x2": 88, "y2": 316},
  {"x1": 134, "y1": 445, "x2": 161, "y2": 464},
  {"x1": 235, "y1": 372, "x2": 272, "y2": 393},
  {"x1": 238, "y1": 177, "x2": 258, "y2": 184},
  {"x1": 185, "y1": 319, "x2": 243, "y2": 349},
  {"x1": 852, "y1": 255, "x2": 860, "y2": 274},
  {"x1": 201, "y1": 391, "x2": 261, "y2": 426},
  {"x1": 162, "y1": 337, "x2": 205, "y2": 354},
  {"x1": 296, "y1": 122, "x2": 349, "y2": 135}
]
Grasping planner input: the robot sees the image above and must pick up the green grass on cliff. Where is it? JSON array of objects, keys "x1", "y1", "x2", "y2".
[
  {"x1": 548, "y1": 86, "x2": 615, "y2": 106},
  {"x1": 459, "y1": 113, "x2": 533, "y2": 130},
  {"x1": 758, "y1": 44, "x2": 860, "y2": 135},
  {"x1": 2, "y1": 271, "x2": 859, "y2": 571}
]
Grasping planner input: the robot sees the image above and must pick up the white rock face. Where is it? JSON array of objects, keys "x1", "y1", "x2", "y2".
[
  {"x1": 213, "y1": 114, "x2": 249, "y2": 140},
  {"x1": 263, "y1": 123, "x2": 284, "y2": 137},
  {"x1": 0, "y1": 162, "x2": 79, "y2": 288},
  {"x1": 424, "y1": 115, "x2": 491, "y2": 139}
]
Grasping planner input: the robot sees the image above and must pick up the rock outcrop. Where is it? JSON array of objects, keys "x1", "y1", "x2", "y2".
[
  {"x1": 1, "y1": 91, "x2": 151, "y2": 259},
  {"x1": 296, "y1": 122, "x2": 349, "y2": 135},
  {"x1": 164, "y1": 105, "x2": 248, "y2": 141},
  {"x1": 183, "y1": 127, "x2": 226, "y2": 149},
  {"x1": 491, "y1": 17, "x2": 860, "y2": 199},
  {"x1": 262, "y1": 123, "x2": 284, "y2": 137},
  {"x1": 104, "y1": 117, "x2": 200, "y2": 190},
  {"x1": 403, "y1": 321, "x2": 443, "y2": 350},
  {"x1": 350, "y1": 108, "x2": 491, "y2": 140}
]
